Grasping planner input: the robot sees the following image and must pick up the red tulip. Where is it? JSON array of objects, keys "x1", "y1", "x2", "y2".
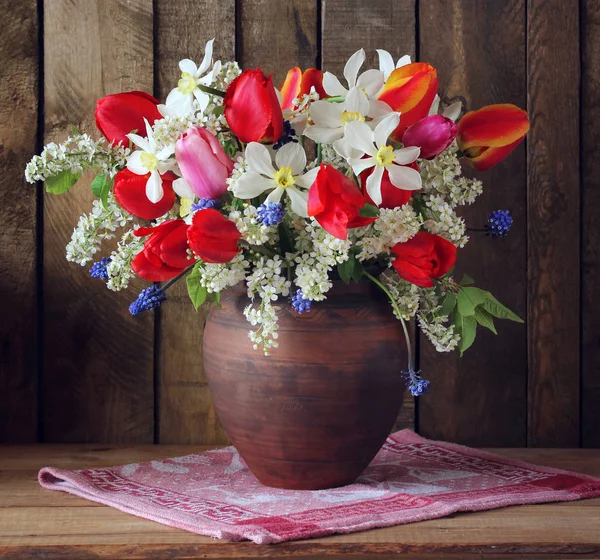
[
  {"x1": 307, "y1": 164, "x2": 370, "y2": 240},
  {"x1": 402, "y1": 115, "x2": 457, "y2": 160},
  {"x1": 113, "y1": 169, "x2": 177, "y2": 220},
  {"x1": 360, "y1": 162, "x2": 419, "y2": 209},
  {"x1": 224, "y1": 69, "x2": 283, "y2": 144},
  {"x1": 457, "y1": 103, "x2": 530, "y2": 170},
  {"x1": 95, "y1": 91, "x2": 162, "y2": 146},
  {"x1": 187, "y1": 209, "x2": 241, "y2": 263},
  {"x1": 377, "y1": 63, "x2": 438, "y2": 141},
  {"x1": 280, "y1": 67, "x2": 328, "y2": 110},
  {"x1": 132, "y1": 219, "x2": 191, "y2": 282},
  {"x1": 391, "y1": 232, "x2": 456, "y2": 288}
]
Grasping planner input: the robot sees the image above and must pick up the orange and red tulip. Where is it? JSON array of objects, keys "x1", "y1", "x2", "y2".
[
  {"x1": 457, "y1": 104, "x2": 530, "y2": 170},
  {"x1": 280, "y1": 67, "x2": 327, "y2": 110},
  {"x1": 377, "y1": 62, "x2": 438, "y2": 141}
]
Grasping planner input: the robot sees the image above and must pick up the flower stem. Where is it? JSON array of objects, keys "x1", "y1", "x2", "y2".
[
  {"x1": 317, "y1": 143, "x2": 323, "y2": 165},
  {"x1": 161, "y1": 264, "x2": 195, "y2": 291},
  {"x1": 197, "y1": 84, "x2": 226, "y2": 98},
  {"x1": 239, "y1": 240, "x2": 277, "y2": 257},
  {"x1": 325, "y1": 96, "x2": 345, "y2": 103},
  {"x1": 363, "y1": 270, "x2": 413, "y2": 369}
]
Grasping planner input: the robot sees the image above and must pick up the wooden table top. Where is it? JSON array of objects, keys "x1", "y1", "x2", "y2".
[{"x1": 1, "y1": 445, "x2": 599, "y2": 559}]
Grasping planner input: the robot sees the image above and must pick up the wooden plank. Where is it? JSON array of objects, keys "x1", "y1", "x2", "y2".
[
  {"x1": 1, "y1": 446, "x2": 600, "y2": 557},
  {"x1": 154, "y1": 0, "x2": 235, "y2": 444},
  {"x1": 322, "y1": 0, "x2": 417, "y2": 431},
  {"x1": 581, "y1": 0, "x2": 600, "y2": 446},
  {"x1": 527, "y1": 0, "x2": 580, "y2": 446},
  {"x1": 0, "y1": 0, "x2": 39, "y2": 442},
  {"x1": 417, "y1": 1, "x2": 527, "y2": 446},
  {"x1": 42, "y1": 0, "x2": 155, "y2": 442}
]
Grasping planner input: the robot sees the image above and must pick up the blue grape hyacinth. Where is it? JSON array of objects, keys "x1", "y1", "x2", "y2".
[
  {"x1": 257, "y1": 202, "x2": 285, "y2": 226},
  {"x1": 273, "y1": 120, "x2": 298, "y2": 150},
  {"x1": 191, "y1": 197, "x2": 220, "y2": 212},
  {"x1": 89, "y1": 257, "x2": 111, "y2": 280},
  {"x1": 486, "y1": 210, "x2": 513, "y2": 238},
  {"x1": 129, "y1": 284, "x2": 166, "y2": 316},
  {"x1": 402, "y1": 368, "x2": 430, "y2": 396},
  {"x1": 291, "y1": 289, "x2": 311, "y2": 314}
]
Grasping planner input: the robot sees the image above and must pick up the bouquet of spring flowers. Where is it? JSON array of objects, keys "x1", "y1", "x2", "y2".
[{"x1": 26, "y1": 41, "x2": 529, "y2": 396}]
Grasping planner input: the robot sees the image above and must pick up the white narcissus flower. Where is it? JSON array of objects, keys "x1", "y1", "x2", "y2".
[
  {"x1": 376, "y1": 49, "x2": 412, "y2": 80},
  {"x1": 159, "y1": 39, "x2": 221, "y2": 117},
  {"x1": 345, "y1": 112, "x2": 422, "y2": 205},
  {"x1": 231, "y1": 142, "x2": 319, "y2": 217},
  {"x1": 126, "y1": 119, "x2": 174, "y2": 203},
  {"x1": 429, "y1": 96, "x2": 462, "y2": 122}
]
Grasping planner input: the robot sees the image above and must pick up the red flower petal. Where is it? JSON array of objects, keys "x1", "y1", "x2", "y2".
[{"x1": 114, "y1": 169, "x2": 176, "y2": 220}]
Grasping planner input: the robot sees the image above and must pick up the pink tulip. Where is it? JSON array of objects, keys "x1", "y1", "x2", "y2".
[
  {"x1": 175, "y1": 127, "x2": 234, "y2": 199},
  {"x1": 402, "y1": 115, "x2": 457, "y2": 160}
]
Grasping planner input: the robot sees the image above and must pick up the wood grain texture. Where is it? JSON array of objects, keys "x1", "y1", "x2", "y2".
[
  {"x1": 42, "y1": 0, "x2": 155, "y2": 442},
  {"x1": 154, "y1": 0, "x2": 235, "y2": 445},
  {"x1": 0, "y1": 0, "x2": 39, "y2": 442},
  {"x1": 581, "y1": 0, "x2": 600, "y2": 447},
  {"x1": 418, "y1": 1, "x2": 528, "y2": 446},
  {"x1": 527, "y1": 0, "x2": 580, "y2": 446},
  {"x1": 1, "y1": 445, "x2": 600, "y2": 557},
  {"x1": 322, "y1": 0, "x2": 417, "y2": 432}
]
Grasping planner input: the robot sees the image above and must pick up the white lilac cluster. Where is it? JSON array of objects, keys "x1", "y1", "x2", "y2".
[
  {"x1": 419, "y1": 148, "x2": 483, "y2": 207},
  {"x1": 25, "y1": 134, "x2": 130, "y2": 184},
  {"x1": 423, "y1": 195, "x2": 468, "y2": 248},
  {"x1": 151, "y1": 113, "x2": 204, "y2": 149},
  {"x1": 243, "y1": 299, "x2": 279, "y2": 355},
  {"x1": 229, "y1": 204, "x2": 276, "y2": 246},
  {"x1": 354, "y1": 206, "x2": 421, "y2": 262},
  {"x1": 195, "y1": 254, "x2": 249, "y2": 294},
  {"x1": 105, "y1": 229, "x2": 144, "y2": 291},
  {"x1": 246, "y1": 255, "x2": 291, "y2": 301},
  {"x1": 212, "y1": 61, "x2": 241, "y2": 91},
  {"x1": 417, "y1": 284, "x2": 460, "y2": 352},
  {"x1": 380, "y1": 269, "x2": 421, "y2": 320},
  {"x1": 65, "y1": 193, "x2": 132, "y2": 266}
]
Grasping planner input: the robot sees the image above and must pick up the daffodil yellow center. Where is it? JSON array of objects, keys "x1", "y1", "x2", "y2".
[
  {"x1": 340, "y1": 111, "x2": 366, "y2": 125},
  {"x1": 140, "y1": 151, "x2": 158, "y2": 172},
  {"x1": 274, "y1": 167, "x2": 295, "y2": 189},
  {"x1": 376, "y1": 145, "x2": 396, "y2": 166},
  {"x1": 178, "y1": 72, "x2": 197, "y2": 94}
]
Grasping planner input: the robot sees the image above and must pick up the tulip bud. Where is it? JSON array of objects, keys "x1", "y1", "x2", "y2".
[
  {"x1": 224, "y1": 69, "x2": 284, "y2": 144},
  {"x1": 187, "y1": 209, "x2": 241, "y2": 264},
  {"x1": 95, "y1": 91, "x2": 162, "y2": 146},
  {"x1": 457, "y1": 104, "x2": 530, "y2": 170},
  {"x1": 175, "y1": 127, "x2": 234, "y2": 200},
  {"x1": 402, "y1": 115, "x2": 457, "y2": 160},
  {"x1": 280, "y1": 67, "x2": 327, "y2": 110}
]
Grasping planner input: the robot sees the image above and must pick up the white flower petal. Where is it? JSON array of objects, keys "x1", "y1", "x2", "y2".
[
  {"x1": 387, "y1": 164, "x2": 422, "y2": 191},
  {"x1": 162, "y1": 92, "x2": 195, "y2": 118},
  {"x1": 173, "y1": 177, "x2": 195, "y2": 199},
  {"x1": 303, "y1": 124, "x2": 344, "y2": 145},
  {"x1": 294, "y1": 166, "x2": 320, "y2": 189},
  {"x1": 345, "y1": 87, "x2": 369, "y2": 116},
  {"x1": 348, "y1": 156, "x2": 376, "y2": 176},
  {"x1": 343, "y1": 121, "x2": 377, "y2": 156},
  {"x1": 365, "y1": 165, "x2": 384, "y2": 205},
  {"x1": 156, "y1": 145, "x2": 174, "y2": 161},
  {"x1": 367, "y1": 99, "x2": 393, "y2": 120},
  {"x1": 309, "y1": 99, "x2": 345, "y2": 128},
  {"x1": 157, "y1": 160, "x2": 174, "y2": 174},
  {"x1": 343, "y1": 48, "x2": 365, "y2": 89},
  {"x1": 443, "y1": 100, "x2": 462, "y2": 122},
  {"x1": 126, "y1": 151, "x2": 147, "y2": 175},
  {"x1": 146, "y1": 171, "x2": 164, "y2": 203},
  {"x1": 143, "y1": 118, "x2": 154, "y2": 143},
  {"x1": 179, "y1": 59, "x2": 198, "y2": 75},
  {"x1": 275, "y1": 142, "x2": 306, "y2": 176},
  {"x1": 245, "y1": 142, "x2": 276, "y2": 177},
  {"x1": 232, "y1": 170, "x2": 274, "y2": 199},
  {"x1": 428, "y1": 94, "x2": 440, "y2": 116},
  {"x1": 376, "y1": 49, "x2": 395, "y2": 80},
  {"x1": 397, "y1": 54, "x2": 412, "y2": 68},
  {"x1": 266, "y1": 186, "x2": 284, "y2": 204},
  {"x1": 197, "y1": 38, "x2": 214, "y2": 76},
  {"x1": 193, "y1": 89, "x2": 210, "y2": 112},
  {"x1": 333, "y1": 136, "x2": 360, "y2": 160},
  {"x1": 374, "y1": 112, "x2": 401, "y2": 148},
  {"x1": 392, "y1": 146, "x2": 421, "y2": 165},
  {"x1": 127, "y1": 132, "x2": 151, "y2": 152},
  {"x1": 323, "y1": 71, "x2": 348, "y2": 97},
  {"x1": 356, "y1": 69, "x2": 384, "y2": 98},
  {"x1": 286, "y1": 186, "x2": 309, "y2": 218}
]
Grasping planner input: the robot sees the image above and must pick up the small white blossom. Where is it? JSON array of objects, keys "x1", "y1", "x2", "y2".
[
  {"x1": 194, "y1": 254, "x2": 249, "y2": 293},
  {"x1": 423, "y1": 195, "x2": 468, "y2": 247},
  {"x1": 229, "y1": 204, "x2": 276, "y2": 246},
  {"x1": 244, "y1": 299, "x2": 280, "y2": 355},
  {"x1": 106, "y1": 229, "x2": 144, "y2": 291},
  {"x1": 246, "y1": 255, "x2": 291, "y2": 301}
]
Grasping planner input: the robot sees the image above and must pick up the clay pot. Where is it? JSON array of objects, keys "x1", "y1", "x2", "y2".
[{"x1": 203, "y1": 278, "x2": 407, "y2": 490}]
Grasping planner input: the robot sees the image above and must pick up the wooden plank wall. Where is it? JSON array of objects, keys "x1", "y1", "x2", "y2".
[{"x1": 0, "y1": 0, "x2": 597, "y2": 447}]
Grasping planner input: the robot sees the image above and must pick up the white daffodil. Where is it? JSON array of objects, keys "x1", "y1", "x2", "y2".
[
  {"x1": 376, "y1": 50, "x2": 412, "y2": 80},
  {"x1": 345, "y1": 112, "x2": 422, "y2": 206},
  {"x1": 322, "y1": 48, "x2": 384, "y2": 101},
  {"x1": 126, "y1": 119, "x2": 174, "y2": 203},
  {"x1": 159, "y1": 39, "x2": 221, "y2": 117},
  {"x1": 429, "y1": 96, "x2": 462, "y2": 122},
  {"x1": 231, "y1": 142, "x2": 319, "y2": 217}
]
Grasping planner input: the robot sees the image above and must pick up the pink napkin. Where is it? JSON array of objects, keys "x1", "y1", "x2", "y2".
[{"x1": 38, "y1": 430, "x2": 600, "y2": 544}]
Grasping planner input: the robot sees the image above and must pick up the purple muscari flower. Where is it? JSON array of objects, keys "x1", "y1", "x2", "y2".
[
  {"x1": 486, "y1": 210, "x2": 513, "y2": 238},
  {"x1": 89, "y1": 257, "x2": 111, "y2": 280},
  {"x1": 191, "y1": 197, "x2": 221, "y2": 212},
  {"x1": 291, "y1": 289, "x2": 311, "y2": 314},
  {"x1": 257, "y1": 202, "x2": 285, "y2": 226},
  {"x1": 402, "y1": 368, "x2": 430, "y2": 396},
  {"x1": 273, "y1": 120, "x2": 298, "y2": 150},
  {"x1": 129, "y1": 284, "x2": 166, "y2": 316}
]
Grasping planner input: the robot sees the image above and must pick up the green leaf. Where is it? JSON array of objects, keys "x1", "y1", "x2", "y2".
[
  {"x1": 351, "y1": 258, "x2": 364, "y2": 282},
  {"x1": 482, "y1": 292, "x2": 524, "y2": 323},
  {"x1": 231, "y1": 197, "x2": 244, "y2": 211},
  {"x1": 278, "y1": 222, "x2": 295, "y2": 254},
  {"x1": 474, "y1": 306, "x2": 498, "y2": 334},
  {"x1": 459, "y1": 315, "x2": 477, "y2": 356},
  {"x1": 90, "y1": 174, "x2": 114, "y2": 208},
  {"x1": 337, "y1": 258, "x2": 353, "y2": 284},
  {"x1": 71, "y1": 125, "x2": 82, "y2": 136},
  {"x1": 186, "y1": 270, "x2": 207, "y2": 311},
  {"x1": 462, "y1": 287, "x2": 487, "y2": 307},
  {"x1": 460, "y1": 273, "x2": 475, "y2": 286},
  {"x1": 457, "y1": 290, "x2": 476, "y2": 316},
  {"x1": 213, "y1": 291, "x2": 222, "y2": 308},
  {"x1": 439, "y1": 292, "x2": 457, "y2": 317},
  {"x1": 44, "y1": 170, "x2": 81, "y2": 194},
  {"x1": 358, "y1": 204, "x2": 380, "y2": 218}
]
